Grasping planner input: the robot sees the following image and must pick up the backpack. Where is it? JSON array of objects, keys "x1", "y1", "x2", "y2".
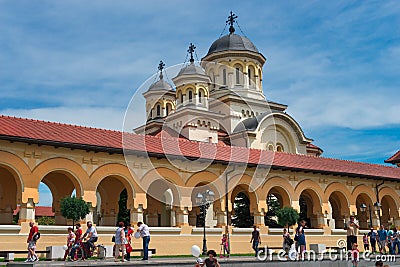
[{"x1": 33, "y1": 232, "x2": 41, "y2": 241}]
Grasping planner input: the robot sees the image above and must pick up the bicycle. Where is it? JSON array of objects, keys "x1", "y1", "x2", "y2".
[{"x1": 70, "y1": 241, "x2": 106, "y2": 261}]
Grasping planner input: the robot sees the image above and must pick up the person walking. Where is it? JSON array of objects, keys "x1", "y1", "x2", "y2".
[
  {"x1": 368, "y1": 228, "x2": 377, "y2": 253},
  {"x1": 346, "y1": 216, "x2": 359, "y2": 251},
  {"x1": 25, "y1": 222, "x2": 39, "y2": 262},
  {"x1": 351, "y1": 243, "x2": 359, "y2": 267},
  {"x1": 69, "y1": 223, "x2": 82, "y2": 260},
  {"x1": 377, "y1": 225, "x2": 388, "y2": 254},
  {"x1": 124, "y1": 222, "x2": 134, "y2": 261},
  {"x1": 137, "y1": 222, "x2": 150, "y2": 260},
  {"x1": 362, "y1": 233, "x2": 369, "y2": 252},
  {"x1": 250, "y1": 225, "x2": 261, "y2": 257},
  {"x1": 386, "y1": 226, "x2": 394, "y2": 254},
  {"x1": 296, "y1": 220, "x2": 307, "y2": 260},
  {"x1": 220, "y1": 234, "x2": 229, "y2": 258},
  {"x1": 63, "y1": 227, "x2": 75, "y2": 261},
  {"x1": 114, "y1": 221, "x2": 126, "y2": 262},
  {"x1": 282, "y1": 228, "x2": 293, "y2": 256}
]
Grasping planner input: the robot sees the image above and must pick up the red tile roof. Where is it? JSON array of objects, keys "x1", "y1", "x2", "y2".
[
  {"x1": 1, "y1": 115, "x2": 400, "y2": 180},
  {"x1": 385, "y1": 151, "x2": 400, "y2": 164},
  {"x1": 13, "y1": 206, "x2": 54, "y2": 217}
]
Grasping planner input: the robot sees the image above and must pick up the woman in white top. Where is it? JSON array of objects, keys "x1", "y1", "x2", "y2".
[{"x1": 114, "y1": 221, "x2": 126, "y2": 262}]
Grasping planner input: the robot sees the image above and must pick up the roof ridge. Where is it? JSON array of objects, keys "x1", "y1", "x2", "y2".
[
  {"x1": 0, "y1": 115, "x2": 122, "y2": 134},
  {"x1": 277, "y1": 150, "x2": 398, "y2": 169}
]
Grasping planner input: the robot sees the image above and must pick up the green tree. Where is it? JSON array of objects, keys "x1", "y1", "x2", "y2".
[
  {"x1": 264, "y1": 194, "x2": 282, "y2": 228},
  {"x1": 232, "y1": 192, "x2": 254, "y2": 228},
  {"x1": 276, "y1": 207, "x2": 299, "y2": 229},
  {"x1": 60, "y1": 196, "x2": 90, "y2": 227},
  {"x1": 117, "y1": 189, "x2": 130, "y2": 224}
]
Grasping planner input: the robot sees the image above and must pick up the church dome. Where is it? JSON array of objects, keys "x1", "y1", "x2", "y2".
[
  {"x1": 148, "y1": 78, "x2": 173, "y2": 91},
  {"x1": 206, "y1": 33, "x2": 259, "y2": 57},
  {"x1": 176, "y1": 62, "x2": 207, "y2": 77}
]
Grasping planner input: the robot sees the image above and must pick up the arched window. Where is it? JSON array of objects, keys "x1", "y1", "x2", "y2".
[
  {"x1": 267, "y1": 144, "x2": 274, "y2": 151},
  {"x1": 276, "y1": 144, "x2": 284, "y2": 152},
  {"x1": 166, "y1": 103, "x2": 172, "y2": 116},
  {"x1": 156, "y1": 104, "x2": 161, "y2": 117},
  {"x1": 222, "y1": 69, "x2": 227, "y2": 86},
  {"x1": 150, "y1": 109, "x2": 153, "y2": 118},
  {"x1": 188, "y1": 90, "x2": 193, "y2": 102},
  {"x1": 248, "y1": 65, "x2": 256, "y2": 88},
  {"x1": 248, "y1": 69, "x2": 251, "y2": 84},
  {"x1": 199, "y1": 90, "x2": 202, "y2": 103},
  {"x1": 242, "y1": 109, "x2": 245, "y2": 117},
  {"x1": 212, "y1": 73, "x2": 216, "y2": 89},
  {"x1": 236, "y1": 68, "x2": 240, "y2": 84},
  {"x1": 177, "y1": 91, "x2": 182, "y2": 104}
]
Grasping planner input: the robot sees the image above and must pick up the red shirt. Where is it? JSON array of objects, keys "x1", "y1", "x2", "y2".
[
  {"x1": 75, "y1": 228, "x2": 83, "y2": 242},
  {"x1": 28, "y1": 226, "x2": 38, "y2": 241}
]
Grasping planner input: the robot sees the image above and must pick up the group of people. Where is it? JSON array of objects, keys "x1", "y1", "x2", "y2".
[
  {"x1": 64, "y1": 221, "x2": 98, "y2": 261},
  {"x1": 363, "y1": 225, "x2": 400, "y2": 255},
  {"x1": 113, "y1": 221, "x2": 151, "y2": 262}
]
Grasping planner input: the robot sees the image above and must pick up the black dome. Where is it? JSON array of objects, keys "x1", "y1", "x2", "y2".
[{"x1": 206, "y1": 34, "x2": 259, "y2": 56}]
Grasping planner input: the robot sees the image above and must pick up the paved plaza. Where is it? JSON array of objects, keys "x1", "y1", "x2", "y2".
[{"x1": 5, "y1": 256, "x2": 400, "y2": 267}]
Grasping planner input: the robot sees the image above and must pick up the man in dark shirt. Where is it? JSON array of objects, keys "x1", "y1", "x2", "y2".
[
  {"x1": 250, "y1": 226, "x2": 262, "y2": 257},
  {"x1": 368, "y1": 228, "x2": 377, "y2": 253}
]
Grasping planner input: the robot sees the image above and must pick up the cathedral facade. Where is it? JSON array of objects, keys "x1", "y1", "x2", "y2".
[{"x1": 0, "y1": 14, "x2": 400, "y2": 254}]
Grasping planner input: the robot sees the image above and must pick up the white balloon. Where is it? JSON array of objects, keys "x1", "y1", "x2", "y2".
[
  {"x1": 134, "y1": 232, "x2": 141, "y2": 239},
  {"x1": 191, "y1": 245, "x2": 201, "y2": 258},
  {"x1": 63, "y1": 245, "x2": 69, "y2": 251}
]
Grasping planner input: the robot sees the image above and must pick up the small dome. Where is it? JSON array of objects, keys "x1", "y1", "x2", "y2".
[
  {"x1": 148, "y1": 78, "x2": 173, "y2": 91},
  {"x1": 176, "y1": 62, "x2": 207, "y2": 77},
  {"x1": 206, "y1": 34, "x2": 259, "y2": 56}
]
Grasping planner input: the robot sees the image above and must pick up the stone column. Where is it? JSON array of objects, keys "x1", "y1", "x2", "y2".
[
  {"x1": 189, "y1": 210, "x2": 197, "y2": 227},
  {"x1": 19, "y1": 198, "x2": 36, "y2": 223},
  {"x1": 130, "y1": 205, "x2": 144, "y2": 226},
  {"x1": 244, "y1": 70, "x2": 249, "y2": 89},
  {"x1": 0, "y1": 206, "x2": 13, "y2": 224},
  {"x1": 175, "y1": 207, "x2": 189, "y2": 227},
  {"x1": 253, "y1": 211, "x2": 265, "y2": 227},
  {"x1": 315, "y1": 212, "x2": 327, "y2": 228},
  {"x1": 215, "y1": 210, "x2": 227, "y2": 228}
]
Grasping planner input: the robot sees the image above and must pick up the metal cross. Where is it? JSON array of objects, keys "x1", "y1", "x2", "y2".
[
  {"x1": 158, "y1": 61, "x2": 165, "y2": 72},
  {"x1": 187, "y1": 43, "x2": 196, "y2": 62},
  {"x1": 226, "y1": 11, "x2": 238, "y2": 34},
  {"x1": 158, "y1": 61, "x2": 165, "y2": 79}
]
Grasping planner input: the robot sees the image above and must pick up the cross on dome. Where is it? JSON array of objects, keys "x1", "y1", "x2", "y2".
[
  {"x1": 226, "y1": 11, "x2": 238, "y2": 34},
  {"x1": 187, "y1": 43, "x2": 196, "y2": 63},
  {"x1": 158, "y1": 60, "x2": 165, "y2": 79}
]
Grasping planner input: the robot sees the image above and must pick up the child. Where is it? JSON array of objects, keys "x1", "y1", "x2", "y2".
[
  {"x1": 363, "y1": 233, "x2": 370, "y2": 251},
  {"x1": 220, "y1": 234, "x2": 229, "y2": 258},
  {"x1": 64, "y1": 227, "x2": 75, "y2": 261},
  {"x1": 351, "y1": 243, "x2": 359, "y2": 267}
]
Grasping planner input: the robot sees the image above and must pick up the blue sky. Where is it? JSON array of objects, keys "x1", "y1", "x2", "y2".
[{"x1": 1, "y1": 1, "x2": 399, "y2": 205}]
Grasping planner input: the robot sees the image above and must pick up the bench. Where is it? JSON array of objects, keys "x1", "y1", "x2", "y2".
[
  {"x1": 130, "y1": 248, "x2": 156, "y2": 253},
  {"x1": 0, "y1": 250, "x2": 50, "y2": 261}
]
